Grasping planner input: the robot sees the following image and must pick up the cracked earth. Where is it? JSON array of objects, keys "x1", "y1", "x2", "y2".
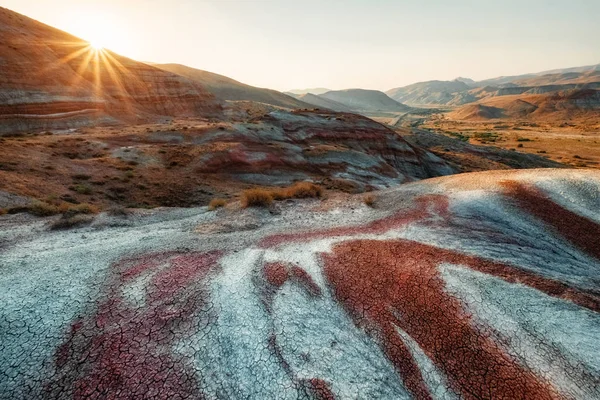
[{"x1": 1, "y1": 169, "x2": 599, "y2": 399}]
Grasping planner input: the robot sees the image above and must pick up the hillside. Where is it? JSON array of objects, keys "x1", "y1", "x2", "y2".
[
  {"x1": 320, "y1": 89, "x2": 410, "y2": 112},
  {"x1": 153, "y1": 63, "x2": 311, "y2": 109},
  {"x1": 385, "y1": 64, "x2": 600, "y2": 109},
  {"x1": 287, "y1": 88, "x2": 331, "y2": 95},
  {"x1": 386, "y1": 80, "x2": 472, "y2": 106},
  {"x1": 0, "y1": 110, "x2": 455, "y2": 210},
  {"x1": 1, "y1": 169, "x2": 599, "y2": 399},
  {"x1": 477, "y1": 64, "x2": 600, "y2": 87},
  {"x1": 295, "y1": 93, "x2": 353, "y2": 112},
  {"x1": 448, "y1": 89, "x2": 600, "y2": 122},
  {"x1": 0, "y1": 7, "x2": 222, "y2": 133}
]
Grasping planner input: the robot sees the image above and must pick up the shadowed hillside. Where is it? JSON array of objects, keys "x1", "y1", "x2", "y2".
[{"x1": 153, "y1": 63, "x2": 312, "y2": 109}]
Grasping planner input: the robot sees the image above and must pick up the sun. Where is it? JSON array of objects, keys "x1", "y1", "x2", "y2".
[
  {"x1": 63, "y1": 9, "x2": 134, "y2": 57},
  {"x1": 89, "y1": 39, "x2": 104, "y2": 51}
]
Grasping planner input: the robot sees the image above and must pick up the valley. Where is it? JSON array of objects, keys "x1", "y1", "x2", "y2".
[{"x1": 0, "y1": 3, "x2": 599, "y2": 400}]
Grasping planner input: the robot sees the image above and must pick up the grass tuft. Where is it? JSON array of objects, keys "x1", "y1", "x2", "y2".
[
  {"x1": 364, "y1": 194, "x2": 376, "y2": 208},
  {"x1": 50, "y1": 214, "x2": 94, "y2": 230},
  {"x1": 271, "y1": 182, "x2": 324, "y2": 200},
  {"x1": 242, "y1": 189, "x2": 273, "y2": 208},
  {"x1": 208, "y1": 198, "x2": 227, "y2": 210}
]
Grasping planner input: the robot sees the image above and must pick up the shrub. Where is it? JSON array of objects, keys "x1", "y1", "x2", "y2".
[
  {"x1": 242, "y1": 189, "x2": 273, "y2": 208},
  {"x1": 364, "y1": 194, "x2": 376, "y2": 208},
  {"x1": 71, "y1": 184, "x2": 92, "y2": 195},
  {"x1": 72, "y1": 174, "x2": 92, "y2": 180},
  {"x1": 63, "y1": 203, "x2": 98, "y2": 217},
  {"x1": 28, "y1": 201, "x2": 61, "y2": 217},
  {"x1": 208, "y1": 198, "x2": 227, "y2": 210},
  {"x1": 271, "y1": 182, "x2": 324, "y2": 200},
  {"x1": 518, "y1": 144, "x2": 524, "y2": 148},
  {"x1": 107, "y1": 206, "x2": 129, "y2": 217},
  {"x1": 50, "y1": 214, "x2": 94, "y2": 230},
  {"x1": 0, "y1": 208, "x2": 7, "y2": 216},
  {"x1": 285, "y1": 182, "x2": 323, "y2": 199}
]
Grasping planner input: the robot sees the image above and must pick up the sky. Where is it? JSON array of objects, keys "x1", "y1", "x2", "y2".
[{"x1": 2, "y1": 0, "x2": 599, "y2": 91}]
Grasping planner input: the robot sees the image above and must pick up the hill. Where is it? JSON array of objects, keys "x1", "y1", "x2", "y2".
[
  {"x1": 385, "y1": 64, "x2": 600, "y2": 109},
  {"x1": 153, "y1": 63, "x2": 311, "y2": 109},
  {"x1": 1, "y1": 168, "x2": 599, "y2": 399},
  {"x1": 295, "y1": 93, "x2": 353, "y2": 112},
  {"x1": 386, "y1": 80, "x2": 472, "y2": 106},
  {"x1": 320, "y1": 89, "x2": 410, "y2": 112},
  {"x1": 0, "y1": 7, "x2": 222, "y2": 133},
  {"x1": 287, "y1": 88, "x2": 331, "y2": 95},
  {"x1": 448, "y1": 89, "x2": 600, "y2": 122}
]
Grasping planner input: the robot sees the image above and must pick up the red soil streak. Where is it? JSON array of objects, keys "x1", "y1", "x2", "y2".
[
  {"x1": 46, "y1": 251, "x2": 222, "y2": 400},
  {"x1": 263, "y1": 262, "x2": 322, "y2": 297},
  {"x1": 302, "y1": 378, "x2": 337, "y2": 400},
  {"x1": 264, "y1": 262, "x2": 290, "y2": 288},
  {"x1": 149, "y1": 252, "x2": 222, "y2": 302},
  {"x1": 502, "y1": 180, "x2": 600, "y2": 260},
  {"x1": 323, "y1": 239, "x2": 562, "y2": 400},
  {"x1": 290, "y1": 266, "x2": 322, "y2": 296},
  {"x1": 119, "y1": 251, "x2": 179, "y2": 281},
  {"x1": 259, "y1": 195, "x2": 449, "y2": 248}
]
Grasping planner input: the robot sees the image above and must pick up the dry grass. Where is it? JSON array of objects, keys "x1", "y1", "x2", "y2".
[
  {"x1": 271, "y1": 182, "x2": 324, "y2": 200},
  {"x1": 363, "y1": 194, "x2": 376, "y2": 208},
  {"x1": 28, "y1": 201, "x2": 62, "y2": 217},
  {"x1": 107, "y1": 206, "x2": 130, "y2": 217},
  {"x1": 242, "y1": 182, "x2": 324, "y2": 208},
  {"x1": 10, "y1": 201, "x2": 99, "y2": 218},
  {"x1": 62, "y1": 203, "x2": 99, "y2": 217},
  {"x1": 50, "y1": 214, "x2": 95, "y2": 230},
  {"x1": 208, "y1": 198, "x2": 227, "y2": 210},
  {"x1": 241, "y1": 189, "x2": 273, "y2": 208}
]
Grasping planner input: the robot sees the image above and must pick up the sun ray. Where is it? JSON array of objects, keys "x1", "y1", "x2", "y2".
[{"x1": 99, "y1": 50, "x2": 136, "y2": 114}]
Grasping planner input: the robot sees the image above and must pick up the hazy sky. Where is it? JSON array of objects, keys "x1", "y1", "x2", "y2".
[{"x1": 3, "y1": 0, "x2": 599, "y2": 91}]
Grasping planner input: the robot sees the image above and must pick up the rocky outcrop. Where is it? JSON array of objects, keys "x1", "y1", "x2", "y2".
[{"x1": 165, "y1": 110, "x2": 455, "y2": 189}]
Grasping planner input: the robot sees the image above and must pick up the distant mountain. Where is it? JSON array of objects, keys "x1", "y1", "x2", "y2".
[
  {"x1": 385, "y1": 64, "x2": 600, "y2": 108},
  {"x1": 320, "y1": 89, "x2": 410, "y2": 112},
  {"x1": 475, "y1": 64, "x2": 600, "y2": 88},
  {"x1": 0, "y1": 7, "x2": 222, "y2": 133},
  {"x1": 287, "y1": 88, "x2": 331, "y2": 96},
  {"x1": 153, "y1": 63, "x2": 311, "y2": 109},
  {"x1": 386, "y1": 80, "x2": 472, "y2": 106},
  {"x1": 296, "y1": 93, "x2": 353, "y2": 112},
  {"x1": 455, "y1": 77, "x2": 476, "y2": 86}
]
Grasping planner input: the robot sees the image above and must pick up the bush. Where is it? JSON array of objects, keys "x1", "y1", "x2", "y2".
[
  {"x1": 28, "y1": 201, "x2": 61, "y2": 217},
  {"x1": 271, "y1": 182, "x2": 324, "y2": 200},
  {"x1": 107, "y1": 206, "x2": 130, "y2": 217},
  {"x1": 364, "y1": 194, "x2": 376, "y2": 208},
  {"x1": 50, "y1": 214, "x2": 94, "y2": 230},
  {"x1": 208, "y1": 198, "x2": 227, "y2": 210},
  {"x1": 71, "y1": 174, "x2": 91, "y2": 180},
  {"x1": 71, "y1": 184, "x2": 92, "y2": 195},
  {"x1": 242, "y1": 189, "x2": 273, "y2": 208},
  {"x1": 63, "y1": 203, "x2": 98, "y2": 217},
  {"x1": 285, "y1": 182, "x2": 324, "y2": 199}
]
